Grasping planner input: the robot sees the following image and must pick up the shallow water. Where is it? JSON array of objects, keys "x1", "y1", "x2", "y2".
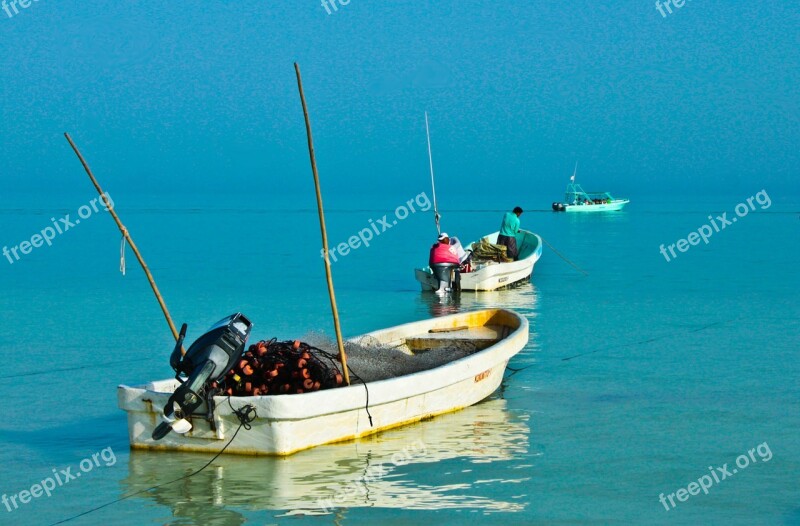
[{"x1": 0, "y1": 193, "x2": 798, "y2": 525}]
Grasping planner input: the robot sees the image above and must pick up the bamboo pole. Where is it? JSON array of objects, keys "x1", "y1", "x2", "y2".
[
  {"x1": 63, "y1": 132, "x2": 186, "y2": 354},
  {"x1": 293, "y1": 63, "x2": 351, "y2": 386}
]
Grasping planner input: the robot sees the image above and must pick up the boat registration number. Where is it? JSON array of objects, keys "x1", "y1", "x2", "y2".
[{"x1": 474, "y1": 369, "x2": 492, "y2": 383}]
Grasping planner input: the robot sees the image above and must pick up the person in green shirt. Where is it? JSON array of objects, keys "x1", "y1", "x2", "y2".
[{"x1": 497, "y1": 206, "x2": 523, "y2": 260}]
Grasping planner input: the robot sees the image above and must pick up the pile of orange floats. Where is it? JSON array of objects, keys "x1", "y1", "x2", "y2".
[{"x1": 210, "y1": 338, "x2": 345, "y2": 396}]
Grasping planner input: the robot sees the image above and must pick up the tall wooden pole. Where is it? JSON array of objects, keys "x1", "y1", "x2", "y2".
[
  {"x1": 64, "y1": 132, "x2": 185, "y2": 354},
  {"x1": 293, "y1": 63, "x2": 351, "y2": 386}
]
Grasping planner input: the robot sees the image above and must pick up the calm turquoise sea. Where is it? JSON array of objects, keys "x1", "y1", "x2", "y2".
[{"x1": 0, "y1": 191, "x2": 798, "y2": 525}]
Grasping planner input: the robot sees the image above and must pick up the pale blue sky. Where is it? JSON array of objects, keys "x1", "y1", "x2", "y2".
[{"x1": 1, "y1": 1, "x2": 797, "y2": 204}]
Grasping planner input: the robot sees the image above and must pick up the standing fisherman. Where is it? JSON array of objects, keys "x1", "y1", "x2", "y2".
[{"x1": 497, "y1": 207, "x2": 523, "y2": 260}]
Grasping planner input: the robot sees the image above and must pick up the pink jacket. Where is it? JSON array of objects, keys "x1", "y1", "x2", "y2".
[{"x1": 429, "y1": 242, "x2": 460, "y2": 265}]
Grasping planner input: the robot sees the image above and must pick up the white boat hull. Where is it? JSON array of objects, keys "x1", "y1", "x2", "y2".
[
  {"x1": 118, "y1": 309, "x2": 528, "y2": 456},
  {"x1": 415, "y1": 231, "x2": 542, "y2": 292},
  {"x1": 561, "y1": 199, "x2": 629, "y2": 212}
]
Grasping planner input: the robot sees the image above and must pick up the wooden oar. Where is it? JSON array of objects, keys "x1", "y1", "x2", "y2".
[
  {"x1": 64, "y1": 132, "x2": 186, "y2": 355},
  {"x1": 293, "y1": 63, "x2": 351, "y2": 386}
]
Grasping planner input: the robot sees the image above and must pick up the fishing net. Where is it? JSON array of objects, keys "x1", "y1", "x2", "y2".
[
  {"x1": 471, "y1": 238, "x2": 512, "y2": 263},
  {"x1": 305, "y1": 333, "x2": 479, "y2": 383},
  {"x1": 211, "y1": 333, "x2": 484, "y2": 397},
  {"x1": 210, "y1": 339, "x2": 345, "y2": 396}
]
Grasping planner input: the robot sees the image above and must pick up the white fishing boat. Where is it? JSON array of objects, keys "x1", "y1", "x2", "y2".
[
  {"x1": 415, "y1": 230, "x2": 543, "y2": 292},
  {"x1": 551, "y1": 165, "x2": 629, "y2": 212},
  {"x1": 118, "y1": 308, "x2": 528, "y2": 456},
  {"x1": 412, "y1": 114, "x2": 542, "y2": 293},
  {"x1": 551, "y1": 181, "x2": 629, "y2": 212}
]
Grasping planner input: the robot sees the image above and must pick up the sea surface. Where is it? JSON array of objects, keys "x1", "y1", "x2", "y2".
[{"x1": 0, "y1": 191, "x2": 798, "y2": 525}]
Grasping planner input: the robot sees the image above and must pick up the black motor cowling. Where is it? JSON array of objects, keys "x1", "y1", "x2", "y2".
[
  {"x1": 152, "y1": 313, "x2": 253, "y2": 440},
  {"x1": 431, "y1": 263, "x2": 459, "y2": 293}
]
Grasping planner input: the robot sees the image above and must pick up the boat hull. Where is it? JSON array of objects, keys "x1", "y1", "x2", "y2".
[
  {"x1": 118, "y1": 309, "x2": 528, "y2": 456},
  {"x1": 415, "y1": 231, "x2": 542, "y2": 292},
  {"x1": 554, "y1": 199, "x2": 629, "y2": 212}
]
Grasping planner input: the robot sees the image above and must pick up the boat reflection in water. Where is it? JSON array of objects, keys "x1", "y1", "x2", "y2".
[
  {"x1": 122, "y1": 398, "x2": 530, "y2": 520},
  {"x1": 419, "y1": 281, "x2": 539, "y2": 320}
]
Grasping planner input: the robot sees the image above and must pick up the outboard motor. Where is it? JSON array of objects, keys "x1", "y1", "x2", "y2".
[
  {"x1": 152, "y1": 313, "x2": 253, "y2": 441},
  {"x1": 431, "y1": 263, "x2": 459, "y2": 293}
]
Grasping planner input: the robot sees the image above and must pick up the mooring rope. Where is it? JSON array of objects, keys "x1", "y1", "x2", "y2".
[
  {"x1": 542, "y1": 237, "x2": 589, "y2": 276},
  {"x1": 49, "y1": 401, "x2": 257, "y2": 525}
]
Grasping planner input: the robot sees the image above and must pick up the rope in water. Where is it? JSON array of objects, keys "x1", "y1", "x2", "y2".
[
  {"x1": 541, "y1": 237, "x2": 589, "y2": 276},
  {"x1": 49, "y1": 400, "x2": 257, "y2": 525}
]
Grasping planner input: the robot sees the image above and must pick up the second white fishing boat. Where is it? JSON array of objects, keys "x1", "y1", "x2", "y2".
[{"x1": 415, "y1": 230, "x2": 543, "y2": 292}]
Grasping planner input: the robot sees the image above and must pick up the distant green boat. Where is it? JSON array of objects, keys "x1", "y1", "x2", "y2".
[{"x1": 552, "y1": 168, "x2": 629, "y2": 212}]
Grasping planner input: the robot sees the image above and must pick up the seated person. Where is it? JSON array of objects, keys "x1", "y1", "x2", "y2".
[
  {"x1": 429, "y1": 232, "x2": 460, "y2": 266},
  {"x1": 429, "y1": 232, "x2": 462, "y2": 290}
]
